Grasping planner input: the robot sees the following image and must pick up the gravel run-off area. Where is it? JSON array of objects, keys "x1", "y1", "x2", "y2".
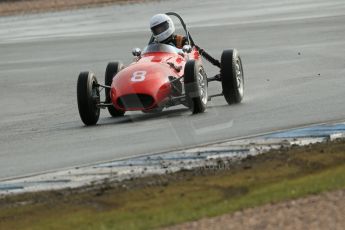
[
  {"x1": 165, "y1": 189, "x2": 345, "y2": 230},
  {"x1": 0, "y1": 0, "x2": 150, "y2": 16}
]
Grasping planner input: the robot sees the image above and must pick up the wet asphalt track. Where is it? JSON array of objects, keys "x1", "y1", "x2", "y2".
[{"x1": 1, "y1": 0, "x2": 345, "y2": 180}]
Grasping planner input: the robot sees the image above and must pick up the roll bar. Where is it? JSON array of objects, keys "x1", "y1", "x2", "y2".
[{"x1": 148, "y1": 12, "x2": 221, "y2": 68}]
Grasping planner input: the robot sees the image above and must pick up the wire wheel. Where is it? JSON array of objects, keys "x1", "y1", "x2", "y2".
[
  {"x1": 184, "y1": 60, "x2": 207, "y2": 114},
  {"x1": 221, "y1": 49, "x2": 244, "y2": 104},
  {"x1": 77, "y1": 72, "x2": 100, "y2": 125}
]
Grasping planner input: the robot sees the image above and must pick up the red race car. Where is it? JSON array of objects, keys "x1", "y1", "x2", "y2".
[{"x1": 77, "y1": 12, "x2": 244, "y2": 126}]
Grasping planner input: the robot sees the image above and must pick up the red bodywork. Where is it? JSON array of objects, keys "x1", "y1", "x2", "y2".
[{"x1": 110, "y1": 45, "x2": 201, "y2": 111}]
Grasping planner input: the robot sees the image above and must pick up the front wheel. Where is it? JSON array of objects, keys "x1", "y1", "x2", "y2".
[
  {"x1": 220, "y1": 49, "x2": 244, "y2": 104},
  {"x1": 105, "y1": 62, "x2": 125, "y2": 117},
  {"x1": 77, "y1": 72, "x2": 100, "y2": 126},
  {"x1": 184, "y1": 60, "x2": 208, "y2": 114}
]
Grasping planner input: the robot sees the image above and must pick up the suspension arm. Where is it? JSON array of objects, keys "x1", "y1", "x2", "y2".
[
  {"x1": 195, "y1": 45, "x2": 221, "y2": 68},
  {"x1": 96, "y1": 83, "x2": 111, "y2": 89}
]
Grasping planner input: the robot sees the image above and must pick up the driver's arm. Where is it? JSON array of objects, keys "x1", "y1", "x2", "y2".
[{"x1": 174, "y1": 35, "x2": 187, "y2": 49}]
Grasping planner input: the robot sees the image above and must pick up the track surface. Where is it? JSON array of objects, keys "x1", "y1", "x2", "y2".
[{"x1": 1, "y1": 0, "x2": 345, "y2": 180}]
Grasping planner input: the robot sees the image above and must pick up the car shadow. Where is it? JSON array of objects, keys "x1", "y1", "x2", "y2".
[
  {"x1": 76, "y1": 102, "x2": 245, "y2": 128},
  {"x1": 98, "y1": 108, "x2": 190, "y2": 126}
]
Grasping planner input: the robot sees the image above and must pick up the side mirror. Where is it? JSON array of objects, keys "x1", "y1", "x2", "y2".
[
  {"x1": 182, "y1": 45, "x2": 192, "y2": 53},
  {"x1": 132, "y1": 48, "x2": 142, "y2": 57}
]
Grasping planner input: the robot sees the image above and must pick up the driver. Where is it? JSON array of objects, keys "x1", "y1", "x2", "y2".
[{"x1": 149, "y1": 14, "x2": 188, "y2": 49}]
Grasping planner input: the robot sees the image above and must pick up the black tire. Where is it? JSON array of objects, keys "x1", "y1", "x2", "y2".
[
  {"x1": 105, "y1": 62, "x2": 125, "y2": 117},
  {"x1": 184, "y1": 60, "x2": 208, "y2": 114},
  {"x1": 220, "y1": 49, "x2": 244, "y2": 104},
  {"x1": 77, "y1": 72, "x2": 100, "y2": 126}
]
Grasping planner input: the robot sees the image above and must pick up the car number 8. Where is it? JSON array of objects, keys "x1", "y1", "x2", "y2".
[{"x1": 131, "y1": 71, "x2": 146, "y2": 82}]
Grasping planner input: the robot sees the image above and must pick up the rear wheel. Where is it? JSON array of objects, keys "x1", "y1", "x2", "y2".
[
  {"x1": 184, "y1": 60, "x2": 208, "y2": 114},
  {"x1": 105, "y1": 62, "x2": 125, "y2": 117},
  {"x1": 77, "y1": 72, "x2": 100, "y2": 126},
  {"x1": 220, "y1": 49, "x2": 244, "y2": 104}
]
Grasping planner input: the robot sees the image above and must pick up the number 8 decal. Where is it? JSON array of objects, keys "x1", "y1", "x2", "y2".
[{"x1": 131, "y1": 71, "x2": 146, "y2": 82}]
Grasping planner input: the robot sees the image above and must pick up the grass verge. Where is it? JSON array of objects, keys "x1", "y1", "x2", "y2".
[{"x1": 0, "y1": 139, "x2": 345, "y2": 229}]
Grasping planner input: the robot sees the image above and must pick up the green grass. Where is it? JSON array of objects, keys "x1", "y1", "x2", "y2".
[{"x1": 1, "y1": 140, "x2": 345, "y2": 230}]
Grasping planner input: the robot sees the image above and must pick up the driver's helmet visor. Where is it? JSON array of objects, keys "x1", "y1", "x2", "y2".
[{"x1": 151, "y1": 21, "x2": 169, "y2": 35}]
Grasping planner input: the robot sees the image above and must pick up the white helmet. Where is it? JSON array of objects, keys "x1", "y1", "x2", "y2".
[{"x1": 150, "y1": 14, "x2": 175, "y2": 42}]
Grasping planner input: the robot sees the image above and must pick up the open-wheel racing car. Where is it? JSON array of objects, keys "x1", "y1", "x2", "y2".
[{"x1": 77, "y1": 12, "x2": 244, "y2": 126}]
